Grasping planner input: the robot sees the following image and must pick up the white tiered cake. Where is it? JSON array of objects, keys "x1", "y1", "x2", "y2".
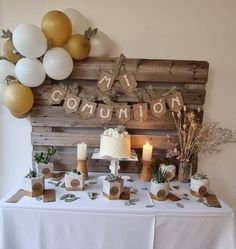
[{"x1": 100, "y1": 126, "x2": 131, "y2": 159}]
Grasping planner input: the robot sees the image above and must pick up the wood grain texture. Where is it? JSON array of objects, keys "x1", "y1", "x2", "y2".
[
  {"x1": 30, "y1": 57, "x2": 209, "y2": 172},
  {"x1": 32, "y1": 131, "x2": 177, "y2": 149},
  {"x1": 69, "y1": 58, "x2": 209, "y2": 83}
]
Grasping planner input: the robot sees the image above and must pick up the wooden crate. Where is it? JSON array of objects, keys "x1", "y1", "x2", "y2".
[{"x1": 30, "y1": 58, "x2": 209, "y2": 173}]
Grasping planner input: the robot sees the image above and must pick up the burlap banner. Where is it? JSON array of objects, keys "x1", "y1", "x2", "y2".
[
  {"x1": 48, "y1": 86, "x2": 66, "y2": 105},
  {"x1": 96, "y1": 104, "x2": 113, "y2": 123},
  {"x1": 63, "y1": 93, "x2": 81, "y2": 113},
  {"x1": 79, "y1": 100, "x2": 97, "y2": 119},
  {"x1": 97, "y1": 72, "x2": 115, "y2": 92},
  {"x1": 115, "y1": 104, "x2": 131, "y2": 124},
  {"x1": 150, "y1": 97, "x2": 167, "y2": 118},
  {"x1": 48, "y1": 85, "x2": 185, "y2": 123},
  {"x1": 166, "y1": 91, "x2": 184, "y2": 112},
  {"x1": 118, "y1": 72, "x2": 137, "y2": 93},
  {"x1": 133, "y1": 103, "x2": 148, "y2": 121}
]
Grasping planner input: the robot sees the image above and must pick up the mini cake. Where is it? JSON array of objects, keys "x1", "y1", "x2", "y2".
[
  {"x1": 100, "y1": 125, "x2": 131, "y2": 159},
  {"x1": 65, "y1": 169, "x2": 85, "y2": 191}
]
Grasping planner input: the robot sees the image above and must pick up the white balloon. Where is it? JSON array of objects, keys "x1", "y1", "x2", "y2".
[
  {"x1": 63, "y1": 8, "x2": 89, "y2": 34},
  {"x1": 13, "y1": 24, "x2": 47, "y2": 58},
  {"x1": 15, "y1": 58, "x2": 46, "y2": 87},
  {"x1": 0, "y1": 83, "x2": 7, "y2": 104},
  {"x1": 89, "y1": 31, "x2": 110, "y2": 57},
  {"x1": 0, "y1": 60, "x2": 16, "y2": 84},
  {"x1": 43, "y1": 48, "x2": 73, "y2": 80}
]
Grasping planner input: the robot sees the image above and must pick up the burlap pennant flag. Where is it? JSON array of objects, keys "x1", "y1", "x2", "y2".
[
  {"x1": 166, "y1": 91, "x2": 184, "y2": 112},
  {"x1": 48, "y1": 86, "x2": 66, "y2": 105},
  {"x1": 79, "y1": 99, "x2": 97, "y2": 119},
  {"x1": 150, "y1": 97, "x2": 167, "y2": 118},
  {"x1": 118, "y1": 72, "x2": 137, "y2": 93},
  {"x1": 115, "y1": 104, "x2": 131, "y2": 124},
  {"x1": 97, "y1": 72, "x2": 115, "y2": 92},
  {"x1": 63, "y1": 93, "x2": 81, "y2": 113},
  {"x1": 96, "y1": 104, "x2": 113, "y2": 123},
  {"x1": 133, "y1": 103, "x2": 148, "y2": 121}
]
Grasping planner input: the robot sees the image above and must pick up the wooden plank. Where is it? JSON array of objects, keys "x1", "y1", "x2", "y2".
[
  {"x1": 43, "y1": 189, "x2": 56, "y2": 202},
  {"x1": 33, "y1": 84, "x2": 206, "y2": 105},
  {"x1": 30, "y1": 109, "x2": 176, "y2": 130},
  {"x1": 68, "y1": 58, "x2": 209, "y2": 83},
  {"x1": 32, "y1": 127, "x2": 52, "y2": 132},
  {"x1": 31, "y1": 131, "x2": 177, "y2": 149}
]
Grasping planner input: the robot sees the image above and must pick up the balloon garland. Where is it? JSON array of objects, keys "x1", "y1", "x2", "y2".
[{"x1": 0, "y1": 9, "x2": 111, "y2": 118}]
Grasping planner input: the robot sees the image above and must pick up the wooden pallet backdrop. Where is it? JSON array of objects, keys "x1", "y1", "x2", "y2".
[{"x1": 30, "y1": 58, "x2": 209, "y2": 173}]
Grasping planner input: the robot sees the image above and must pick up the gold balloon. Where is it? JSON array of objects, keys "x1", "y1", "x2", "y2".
[
  {"x1": 4, "y1": 82, "x2": 34, "y2": 114},
  {"x1": 66, "y1": 34, "x2": 90, "y2": 60},
  {"x1": 41, "y1": 10, "x2": 72, "y2": 47},
  {"x1": 10, "y1": 110, "x2": 30, "y2": 119},
  {"x1": 3, "y1": 40, "x2": 21, "y2": 64}
]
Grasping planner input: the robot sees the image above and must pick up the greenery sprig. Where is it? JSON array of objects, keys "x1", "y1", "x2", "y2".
[
  {"x1": 26, "y1": 169, "x2": 38, "y2": 179},
  {"x1": 192, "y1": 173, "x2": 208, "y2": 180},
  {"x1": 106, "y1": 174, "x2": 123, "y2": 182},
  {"x1": 1, "y1": 29, "x2": 12, "y2": 40},
  {"x1": 84, "y1": 27, "x2": 98, "y2": 40},
  {"x1": 153, "y1": 168, "x2": 168, "y2": 183},
  {"x1": 33, "y1": 147, "x2": 56, "y2": 164}
]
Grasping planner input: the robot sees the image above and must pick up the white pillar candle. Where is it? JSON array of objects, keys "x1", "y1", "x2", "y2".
[
  {"x1": 77, "y1": 142, "x2": 87, "y2": 160},
  {"x1": 142, "y1": 142, "x2": 153, "y2": 161}
]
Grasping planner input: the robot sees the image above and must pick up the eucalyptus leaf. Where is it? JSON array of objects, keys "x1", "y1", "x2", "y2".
[{"x1": 176, "y1": 202, "x2": 184, "y2": 208}]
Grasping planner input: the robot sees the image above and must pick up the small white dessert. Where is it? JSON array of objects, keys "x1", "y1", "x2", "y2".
[
  {"x1": 37, "y1": 163, "x2": 54, "y2": 178},
  {"x1": 150, "y1": 180, "x2": 169, "y2": 201},
  {"x1": 103, "y1": 175, "x2": 124, "y2": 200},
  {"x1": 100, "y1": 126, "x2": 131, "y2": 159},
  {"x1": 160, "y1": 164, "x2": 176, "y2": 181},
  {"x1": 23, "y1": 173, "x2": 44, "y2": 197},
  {"x1": 65, "y1": 170, "x2": 85, "y2": 191},
  {"x1": 190, "y1": 173, "x2": 209, "y2": 197}
]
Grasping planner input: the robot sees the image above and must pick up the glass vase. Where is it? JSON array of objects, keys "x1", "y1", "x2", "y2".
[{"x1": 178, "y1": 161, "x2": 192, "y2": 183}]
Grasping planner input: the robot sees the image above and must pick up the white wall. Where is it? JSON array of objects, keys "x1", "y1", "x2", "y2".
[{"x1": 0, "y1": 0, "x2": 236, "y2": 211}]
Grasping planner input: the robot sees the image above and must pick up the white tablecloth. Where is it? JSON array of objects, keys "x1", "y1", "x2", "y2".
[
  {"x1": 0, "y1": 173, "x2": 155, "y2": 249},
  {"x1": 153, "y1": 181, "x2": 236, "y2": 249},
  {"x1": 0, "y1": 173, "x2": 235, "y2": 249}
]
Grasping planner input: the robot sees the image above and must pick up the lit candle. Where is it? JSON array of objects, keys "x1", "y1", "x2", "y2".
[
  {"x1": 142, "y1": 142, "x2": 153, "y2": 161},
  {"x1": 77, "y1": 142, "x2": 87, "y2": 160}
]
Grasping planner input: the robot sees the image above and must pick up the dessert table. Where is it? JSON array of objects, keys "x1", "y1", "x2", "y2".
[{"x1": 0, "y1": 173, "x2": 235, "y2": 249}]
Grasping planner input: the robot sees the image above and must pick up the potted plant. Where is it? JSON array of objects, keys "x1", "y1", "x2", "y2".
[
  {"x1": 103, "y1": 174, "x2": 124, "y2": 200},
  {"x1": 172, "y1": 106, "x2": 236, "y2": 182},
  {"x1": 33, "y1": 147, "x2": 56, "y2": 178},
  {"x1": 23, "y1": 167, "x2": 44, "y2": 197},
  {"x1": 190, "y1": 173, "x2": 209, "y2": 197},
  {"x1": 160, "y1": 147, "x2": 179, "y2": 181},
  {"x1": 150, "y1": 168, "x2": 169, "y2": 201},
  {"x1": 65, "y1": 169, "x2": 85, "y2": 191}
]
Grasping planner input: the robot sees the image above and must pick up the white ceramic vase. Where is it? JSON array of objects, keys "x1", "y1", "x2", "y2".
[
  {"x1": 190, "y1": 177, "x2": 209, "y2": 197},
  {"x1": 150, "y1": 179, "x2": 169, "y2": 201},
  {"x1": 103, "y1": 179, "x2": 123, "y2": 200},
  {"x1": 65, "y1": 172, "x2": 85, "y2": 191},
  {"x1": 23, "y1": 174, "x2": 44, "y2": 197},
  {"x1": 37, "y1": 162, "x2": 54, "y2": 178}
]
